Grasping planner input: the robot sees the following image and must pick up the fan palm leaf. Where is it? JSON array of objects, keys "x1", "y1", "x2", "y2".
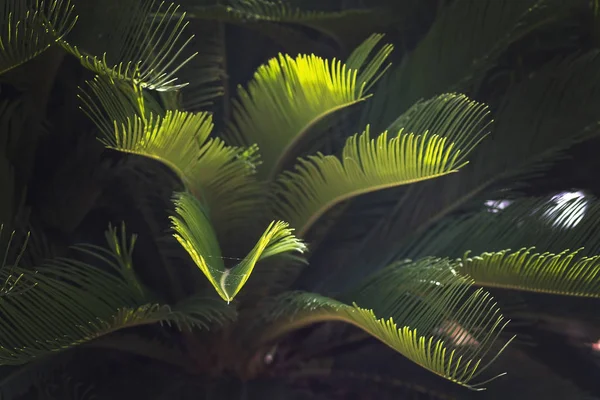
[
  {"x1": 0, "y1": 0, "x2": 77, "y2": 75},
  {"x1": 251, "y1": 258, "x2": 512, "y2": 390},
  {"x1": 59, "y1": 0, "x2": 195, "y2": 90},
  {"x1": 0, "y1": 224, "x2": 235, "y2": 365},
  {"x1": 79, "y1": 76, "x2": 262, "y2": 234},
  {"x1": 170, "y1": 191, "x2": 306, "y2": 302},
  {"x1": 225, "y1": 34, "x2": 392, "y2": 179},
  {"x1": 272, "y1": 94, "x2": 490, "y2": 237},
  {"x1": 329, "y1": 52, "x2": 600, "y2": 294},
  {"x1": 461, "y1": 247, "x2": 600, "y2": 298},
  {"x1": 394, "y1": 194, "x2": 600, "y2": 298}
]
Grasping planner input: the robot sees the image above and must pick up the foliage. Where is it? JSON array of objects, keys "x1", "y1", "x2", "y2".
[{"x1": 1, "y1": 0, "x2": 600, "y2": 399}]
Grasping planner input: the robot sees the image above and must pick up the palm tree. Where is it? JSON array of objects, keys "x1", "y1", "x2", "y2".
[{"x1": 2, "y1": 0, "x2": 600, "y2": 399}]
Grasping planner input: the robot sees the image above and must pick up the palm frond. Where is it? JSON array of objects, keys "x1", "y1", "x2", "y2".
[
  {"x1": 59, "y1": 0, "x2": 195, "y2": 91},
  {"x1": 345, "y1": 33, "x2": 393, "y2": 93},
  {"x1": 79, "y1": 76, "x2": 262, "y2": 235},
  {"x1": 170, "y1": 191, "x2": 306, "y2": 302},
  {"x1": 271, "y1": 94, "x2": 490, "y2": 237},
  {"x1": 461, "y1": 247, "x2": 600, "y2": 298},
  {"x1": 0, "y1": 0, "x2": 77, "y2": 75},
  {"x1": 0, "y1": 224, "x2": 233, "y2": 365},
  {"x1": 225, "y1": 35, "x2": 393, "y2": 179},
  {"x1": 251, "y1": 258, "x2": 511, "y2": 390},
  {"x1": 330, "y1": 51, "x2": 600, "y2": 291}
]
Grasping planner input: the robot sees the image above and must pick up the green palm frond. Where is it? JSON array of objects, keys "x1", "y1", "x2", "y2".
[
  {"x1": 59, "y1": 0, "x2": 195, "y2": 91},
  {"x1": 0, "y1": 224, "x2": 234, "y2": 365},
  {"x1": 79, "y1": 76, "x2": 262, "y2": 233},
  {"x1": 170, "y1": 191, "x2": 306, "y2": 302},
  {"x1": 337, "y1": 51, "x2": 600, "y2": 288},
  {"x1": 272, "y1": 94, "x2": 490, "y2": 237},
  {"x1": 0, "y1": 0, "x2": 77, "y2": 75},
  {"x1": 345, "y1": 33, "x2": 393, "y2": 93},
  {"x1": 461, "y1": 247, "x2": 600, "y2": 298},
  {"x1": 225, "y1": 35, "x2": 393, "y2": 179},
  {"x1": 252, "y1": 259, "x2": 511, "y2": 390}
]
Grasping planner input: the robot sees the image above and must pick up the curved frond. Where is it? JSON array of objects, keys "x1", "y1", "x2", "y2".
[
  {"x1": 273, "y1": 97, "x2": 489, "y2": 237},
  {"x1": 461, "y1": 247, "x2": 600, "y2": 298},
  {"x1": 0, "y1": 225, "x2": 232, "y2": 366},
  {"x1": 0, "y1": 0, "x2": 77, "y2": 75},
  {"x1": 225, "y1": 35, "x2": 392, "y2": 178},
  {"x1": 79, "y1": 76, "x2": 262, "y2": 232},
  {"x1": 170, "y1": 192, "x2": 306, "y2": 302},
  {"x1": 334, "y1": 52, "x2": 600, "y2": 290},
  {"x1": 345, "y1": 33, "x2": 393, "y2": 93},
  {"x1": 59, "y1": 0, "x2": 195, "y2": 90},
  {"x1": 252, "y1": 259, "x2": 511, "y2": 390}
]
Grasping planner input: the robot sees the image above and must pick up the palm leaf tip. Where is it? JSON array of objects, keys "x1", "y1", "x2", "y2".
[
  {"x1": 0, "y1": 0, "x2": 77, "y2": 75},
  {"x1": 462, "y1": 247, "x2": 600, "y2": 297},
  {"x1": 170, "y1": 192, "x2": 306, "y2": 303},
  {"x1": 59, "y1": 0, "x2": 195, "y2": 90},
  {"x1": 346, "y1": 33, "x2": 394, "y2": 93}
]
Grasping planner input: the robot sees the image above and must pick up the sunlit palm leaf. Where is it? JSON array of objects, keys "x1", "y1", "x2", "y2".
[
  {"x1": 225, "y1": 35, "x2": 392, "y2": 179},
  {"x1": 0, "y1": 0, "x2": 77, "y2": 75},
  {"x1": 272, "y1": 107, "x2": 488, "y2": 237},
  {"x1": 291, "y1": 93, "x2": 492, "y2": 292},
  {"x1": 345, "y1": 33, "x2": 393, "y2": 93},
  {"x1": 59, "y1": 0, "x2": 195, "y2": 91},
  {"x1": 170, "y1": 191, "x2": 306, "y2": 302},
  {"x1": 252, "y1": 259, "x2": 511, "y2": 390},
  {"x1": 0, "y1": 225, "x2": 235, "y2": 365},
  {"x1": 461, "y1": 247, "x2": 600, "y2": 298},
  {"x1": 333, "y1": 52, "x2": 600, "y2": 293},
  {"x1": 79, "y1": 76, "x2": 261, "y2": 233}
]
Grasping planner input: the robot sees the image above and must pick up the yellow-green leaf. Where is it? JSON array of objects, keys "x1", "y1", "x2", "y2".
[{"x1": 462, "y1": 247, "x2": 600, "y2": 297}]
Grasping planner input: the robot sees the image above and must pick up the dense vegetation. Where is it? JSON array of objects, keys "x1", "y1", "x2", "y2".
[{"x1": 2, "y1": 0, "x2": 600, "y2": 399}]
